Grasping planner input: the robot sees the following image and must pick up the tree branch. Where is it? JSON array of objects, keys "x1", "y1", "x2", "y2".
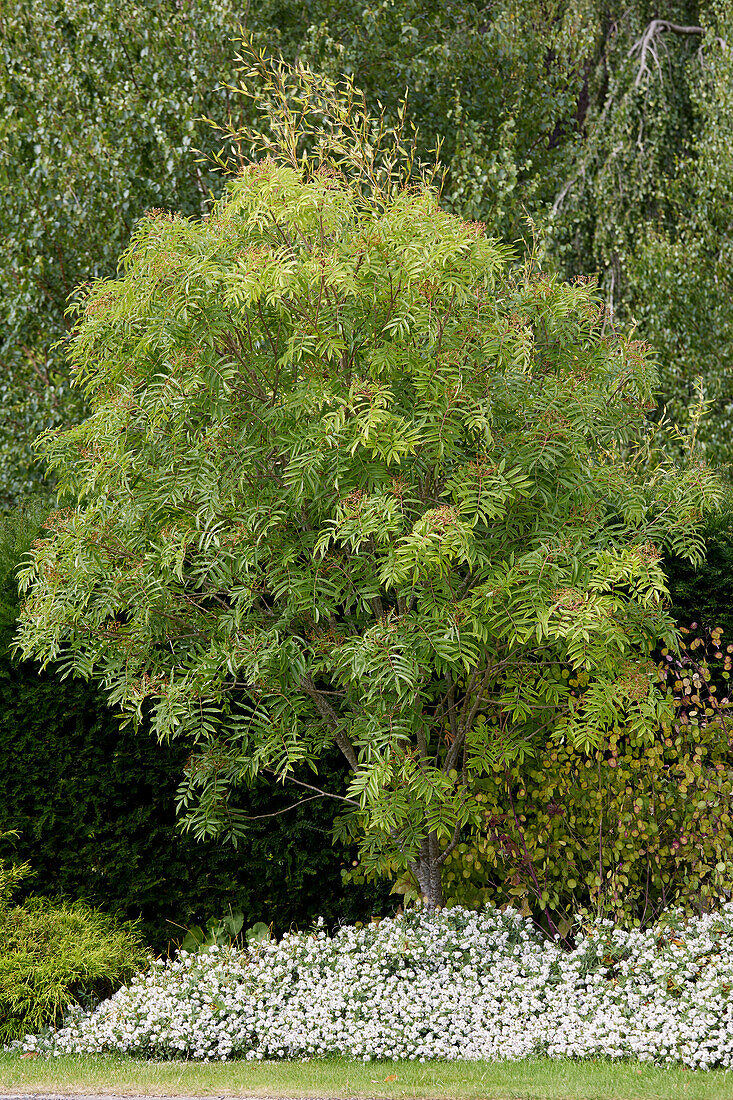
[
  {"x1": 443, "y1": 725, "x2": 466, "y2": 775},
  {"x1": 444, "y1": 674, "x2": 458, "y2": 736},
  {"x1": 629, "y1": 21, "x2": 727, "y2": 86},
  {"x1": 300, "y1": 674, "x2": 359, "y2": 769},
  {"x1": 436, "y1": 820, "x2": 461, "y2": 865},
  {"x1": 235, "y1": 793, "x2": 326, "y2": 820},
  {"x1": 262, "y1": 767, "x2": 359, "y2": 806}
]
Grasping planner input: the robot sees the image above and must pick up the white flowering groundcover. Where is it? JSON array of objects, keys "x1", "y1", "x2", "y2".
[{"x1": 14, "y1": 906, "x2": 733, "y2": 1068}]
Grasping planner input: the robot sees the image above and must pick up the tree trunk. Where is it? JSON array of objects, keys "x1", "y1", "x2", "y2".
[{"x1": 412, "y1": 833, "x2": 445, "y2": 910}]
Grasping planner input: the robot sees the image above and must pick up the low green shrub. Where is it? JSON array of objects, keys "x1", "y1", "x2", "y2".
[{"x1": 0, "y1": 898, "x2": 145, "y2": 1041}]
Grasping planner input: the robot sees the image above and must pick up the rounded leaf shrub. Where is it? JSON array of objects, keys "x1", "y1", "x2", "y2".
[
  {"x1": 440, "y1": 623, "x2": 733, "y2": 933},
  {"x1": 15, "y1": 905, "x2": 733, "y2": 1068}
]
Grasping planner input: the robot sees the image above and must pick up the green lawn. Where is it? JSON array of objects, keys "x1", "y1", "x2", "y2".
[{"x1": 1, "y1": 1053, "x2": 732, "y2": 1100}]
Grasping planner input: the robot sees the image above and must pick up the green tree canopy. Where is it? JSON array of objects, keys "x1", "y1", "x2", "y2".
[{"x1": 15, "y1": 69, "x2": 722, "y2": 906}]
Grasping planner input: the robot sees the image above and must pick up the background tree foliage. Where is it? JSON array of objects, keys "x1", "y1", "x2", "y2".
[
  {"x1": 548, "y1": 0, "x2": 733, "y2": 466},
  {"x1": 290, "y1": 0, "x2": 584, "y2": 235},
  {"x1": 0, "y1": 0, "x2": 242, "y2": 506}
]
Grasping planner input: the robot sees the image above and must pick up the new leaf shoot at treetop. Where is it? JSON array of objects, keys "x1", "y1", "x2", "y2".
[{"x1": 15, "y1": 61, "x2": 722, "y2": 907}]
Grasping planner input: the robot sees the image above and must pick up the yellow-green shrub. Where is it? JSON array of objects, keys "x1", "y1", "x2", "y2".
[
  {"x1": 0, "y1": 831, "x2": 29, "y2": 908},
  {"x1": 0, "y1": 898, "x2": 146, "y2": 1041}
]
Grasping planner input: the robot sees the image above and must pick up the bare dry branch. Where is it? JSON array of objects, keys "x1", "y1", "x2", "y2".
[{"x1": 262, "y1": 767, "x2": 359, "y2": 806}]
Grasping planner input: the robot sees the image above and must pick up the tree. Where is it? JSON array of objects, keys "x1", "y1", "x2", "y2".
[{"x1": 15, "y1": 58, "x2": 722, "y2": 909}]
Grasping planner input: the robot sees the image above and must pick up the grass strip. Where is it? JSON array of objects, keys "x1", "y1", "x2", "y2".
[{"x1": 1, "y1": 1053, "x2": 732, "y2": 1100}]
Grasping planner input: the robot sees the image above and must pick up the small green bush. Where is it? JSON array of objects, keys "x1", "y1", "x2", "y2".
[{"x1": 0, "y1": 898, "x2": 146, "y2": 1041}]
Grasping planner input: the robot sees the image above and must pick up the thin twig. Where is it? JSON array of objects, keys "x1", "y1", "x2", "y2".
[{"x1": 262, "y1": 767, "x2": 359, "y2": 806}]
